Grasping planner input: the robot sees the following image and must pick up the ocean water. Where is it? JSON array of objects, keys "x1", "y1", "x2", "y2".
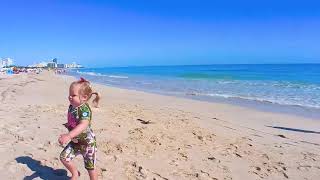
[{"x1": 67, "y1": 64, "x2": 320, "y2": 117}]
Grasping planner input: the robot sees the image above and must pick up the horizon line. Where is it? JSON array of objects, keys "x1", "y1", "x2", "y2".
[{"x1": 85, "y1": 62, "x2": 320, "y2": 69}]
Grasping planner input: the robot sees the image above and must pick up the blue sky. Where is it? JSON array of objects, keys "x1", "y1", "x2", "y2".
[{"x1": 0, "y1": 0, "x2": 319, "y2": 67}]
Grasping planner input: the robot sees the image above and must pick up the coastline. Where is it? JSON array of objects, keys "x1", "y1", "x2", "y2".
[
  {"x1": 183, "y1": 93, "x2": 320, "y2": 120},
  {"x1": 68, "y1": 71, "x2": 320, "y2": 120},
  {"x1": 0, "y1": 72, "x2": 319, "y2": 179},
  {"x1": 68, "y1": 64, "x2": 320, "y2": 120}
]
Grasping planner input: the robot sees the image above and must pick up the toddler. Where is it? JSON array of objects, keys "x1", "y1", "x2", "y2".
[{"x1": 58, "y1": 77, "x2": 100, "y2": 180}]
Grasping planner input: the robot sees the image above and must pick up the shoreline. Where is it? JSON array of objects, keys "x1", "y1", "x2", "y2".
[
  {"x1": 1, "y1": 72, "x2": 319, "y2": 179},
  {"x1": 64, "y1": 73, "x2": 320, "y2": 120},
  {"x1": 70, "y1": 64, "x2": 320, "y2": 114}
]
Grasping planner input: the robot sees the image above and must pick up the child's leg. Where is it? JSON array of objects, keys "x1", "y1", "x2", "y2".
[
  {"x1": 88, "y1": 169, "x2": 98, "y2": 180},
  {"x1": 60, "y1": 142, "x2": 79, "y2": 179},
  {"x1": 61, "y1": 159, "x2": 79, "y2": 179},
  {"x1": 83, "y1": 142, "x2": 97, "y2": 180}
]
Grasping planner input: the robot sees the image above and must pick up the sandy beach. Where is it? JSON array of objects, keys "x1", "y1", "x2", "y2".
[{"x1": 0, "y1": 72, "x2": 319, "y2": 180}]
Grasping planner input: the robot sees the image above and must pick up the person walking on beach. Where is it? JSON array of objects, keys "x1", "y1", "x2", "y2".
[{"x1": 58, "y1": 77, "x2": 100, "y2": 180}]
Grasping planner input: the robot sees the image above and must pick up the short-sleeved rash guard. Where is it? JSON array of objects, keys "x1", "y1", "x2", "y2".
[{"x1": 66, "y1": 103, "x2": 95, "y2": 143}]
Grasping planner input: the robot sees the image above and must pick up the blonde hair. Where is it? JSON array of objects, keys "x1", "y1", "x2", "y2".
[{"x1": 71, "y1": 77, "x2": 100, "y2": 107}]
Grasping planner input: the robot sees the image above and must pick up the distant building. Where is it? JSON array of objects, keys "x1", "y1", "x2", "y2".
[
  {"x1": 26, "y1": 59, "x2": 82, "y2": 69},
  {"x1": 65, "y1": 62, "x2": 83, "y2": 68},
  {"x1": 57, "y1": 64, "x2": 66, "y2": 68},
  {"x1": 1, "y1": 58, "x2": 14, "y2": 67},
  {"x1": 47, "y1": 62, "x2": 57, "y2": 68},
  {"x1": 37, "y1": 62, "x2": 48, "y2": 68},
  {"x1": 28, "y1": 61, "x2": 48, "y2": 68}
]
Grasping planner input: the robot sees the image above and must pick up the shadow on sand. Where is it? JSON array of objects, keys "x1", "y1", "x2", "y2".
[
  {"x1": 16, "y1": 156, "x2": 68, "y2": 180},
  {"x1": 266, "y1": 126, "x2": 320, "y2": 134}
]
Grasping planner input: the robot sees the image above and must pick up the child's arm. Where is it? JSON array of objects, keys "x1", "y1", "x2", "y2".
[
  {"x1": 67, "y1": 120, "x2": 89, "y2": 138},
  {"x1": 58, "y1": 120, "x2": 89, "y2": 145}
]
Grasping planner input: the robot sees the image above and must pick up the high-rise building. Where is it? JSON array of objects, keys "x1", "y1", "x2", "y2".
[
  {"x1": 1, "y1": 58, "x2": 14, "y2": 67},
  {"x1": 47, "y1": 62, "x2": 57, "y2": 68}
]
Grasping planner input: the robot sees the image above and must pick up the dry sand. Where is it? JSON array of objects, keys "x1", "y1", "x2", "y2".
[{"x1": 0, "y1": 72, "x2": 319, "y2": 180}]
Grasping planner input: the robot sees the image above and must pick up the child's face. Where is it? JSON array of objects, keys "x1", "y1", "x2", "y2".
[{"x1": 68, "y1": 84, "x2": 88, "y2": 107}]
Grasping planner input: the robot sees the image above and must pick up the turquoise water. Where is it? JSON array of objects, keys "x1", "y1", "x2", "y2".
[{"x1": 68, "y1": 64, "x2": 320, "y2": 111}]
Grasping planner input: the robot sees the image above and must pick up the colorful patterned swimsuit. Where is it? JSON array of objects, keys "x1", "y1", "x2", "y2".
[{"x1": 60, "y1": 103, "x2": 97, "y2": 170}]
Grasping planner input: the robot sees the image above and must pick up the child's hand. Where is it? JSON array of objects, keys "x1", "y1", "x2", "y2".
[{"x1": 58, "y1": 134, "x2": 71, "y2": 145}]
